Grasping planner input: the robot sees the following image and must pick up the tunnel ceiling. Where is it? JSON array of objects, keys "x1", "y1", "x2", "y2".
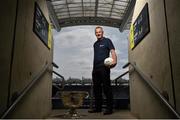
[{"x1": 47, "y1": 0, "x2": 135, "y2": 31}]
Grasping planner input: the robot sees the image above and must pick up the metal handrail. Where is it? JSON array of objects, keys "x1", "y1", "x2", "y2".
[
  {"x1": 113, "y1": 70, "x2": 129, "y2": 86},
  {"x1": 51, "y1": 61, "x2": 65, "y2": 90},
  {"x1": 52, "y1": 71, "x2": 65, "y2": 80},
  {"x1": 124, "y1": 62, "x2": 180, "y2": 118},
  {"x1": 1, "y1": 62, "x2": 51, "y2": 119},
  {"x1": 52, "y1": 62, "x2": 59, "y2": 69},
  {"x1": 52, "y1": 70, "x2": 65, "y2": 90}
]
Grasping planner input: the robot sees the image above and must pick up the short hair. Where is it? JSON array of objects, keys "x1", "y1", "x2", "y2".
[{"x1": 95, "y1": 26, "x2": 103, "y2": 32}]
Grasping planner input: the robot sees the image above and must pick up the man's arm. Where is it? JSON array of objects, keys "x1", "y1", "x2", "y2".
[{"x1": 110, "y1": 49, "x2": 117, "y2": 68}]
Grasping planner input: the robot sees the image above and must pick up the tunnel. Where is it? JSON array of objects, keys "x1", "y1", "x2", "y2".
[{"x1": 0, "y1": 0, "x2": 180, "y2": 119}]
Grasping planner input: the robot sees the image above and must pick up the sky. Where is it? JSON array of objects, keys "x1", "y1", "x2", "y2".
[{"x1": 52, "y1": 25, "x2": 129, "y2": 80}]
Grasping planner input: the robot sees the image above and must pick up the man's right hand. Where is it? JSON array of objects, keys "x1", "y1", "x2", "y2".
[{"x1": 109, "y1": 61, "x2": 117, "y2": 68}]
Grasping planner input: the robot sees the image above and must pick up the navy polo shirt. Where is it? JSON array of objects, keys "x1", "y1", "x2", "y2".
[{"x1": 93, "y1": 37, "x2": 115, "y2": 69}]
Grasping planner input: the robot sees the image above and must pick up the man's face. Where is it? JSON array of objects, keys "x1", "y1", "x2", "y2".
[{"x1": 95, "y1": 28, "x2": 103, "y2": 39}]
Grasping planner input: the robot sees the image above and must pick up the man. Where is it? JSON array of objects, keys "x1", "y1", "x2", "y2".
[{"x1": 89, "y1": 26, "x2": 117, "y2": 115}]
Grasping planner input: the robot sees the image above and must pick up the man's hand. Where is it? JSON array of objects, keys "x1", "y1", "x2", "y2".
[
  {"x1": 109, "y1": 49, "x2": 117, "y2": 68},
  {"x1": 105, "y1": 59, "x2": 116, "y2": 68},
  {"x1": 109, "y1": 60, "x2": 117, "y2": 68}
]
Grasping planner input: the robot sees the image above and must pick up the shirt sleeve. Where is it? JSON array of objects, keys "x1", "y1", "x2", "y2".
[{"x1": 107, "y1": 38, "x2": 115, "y2": 50}]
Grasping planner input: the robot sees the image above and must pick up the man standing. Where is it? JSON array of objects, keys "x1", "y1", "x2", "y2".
[{"x1": 89, "y1": 26, "x2": 117, "y2": 115}]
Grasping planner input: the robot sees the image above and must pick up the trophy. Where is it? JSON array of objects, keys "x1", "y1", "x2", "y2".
[{"x1": 60, "y1": 91, "x2": 88, "y2": 118}]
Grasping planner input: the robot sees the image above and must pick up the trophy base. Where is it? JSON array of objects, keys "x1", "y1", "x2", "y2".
[
  {"x1": 55, "y1": 108, "x2": 86, "y2": 119},
  {"x1": 55, "y1": 91, "x2": 88, "y2": 118}
]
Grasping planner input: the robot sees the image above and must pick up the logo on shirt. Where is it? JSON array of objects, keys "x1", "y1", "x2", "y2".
[{"x1": 99, "y1": 44, "x2": 104, "y2": 47}]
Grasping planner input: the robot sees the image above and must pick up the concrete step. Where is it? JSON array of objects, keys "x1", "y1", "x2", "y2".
[{"x1": 47, "y1": 109, "x2": 137, "y2": 119}]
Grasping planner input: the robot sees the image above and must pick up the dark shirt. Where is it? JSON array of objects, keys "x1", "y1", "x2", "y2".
[{"x1": 93, "y1": 37, "x2": 115, "y2": 69}]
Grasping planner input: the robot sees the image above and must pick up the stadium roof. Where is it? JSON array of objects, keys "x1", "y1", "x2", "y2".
[{"x1": 47, "y1": 0, "x2": 136, "y2": 31}]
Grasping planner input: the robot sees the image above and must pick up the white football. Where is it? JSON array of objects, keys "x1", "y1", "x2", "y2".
[{"x1": 104, "y1": 57, "x2": 113, "y2": 66}]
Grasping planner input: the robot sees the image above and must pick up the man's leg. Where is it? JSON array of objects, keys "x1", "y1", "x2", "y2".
[
  {"x1": 89, "y1": 69, "x2": 102, "y2": 112},
  {"x1": 102, "y1": 68, "x2": 113, "y2": 114}
]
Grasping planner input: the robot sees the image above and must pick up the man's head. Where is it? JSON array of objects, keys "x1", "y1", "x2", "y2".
[{"x1": 95, "y1": 26, "x2": 104, "y2": 39}]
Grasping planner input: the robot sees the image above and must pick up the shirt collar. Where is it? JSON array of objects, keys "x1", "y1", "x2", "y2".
[{"x1": 97, "y1": 37, "x2": 104, "y2": 41}]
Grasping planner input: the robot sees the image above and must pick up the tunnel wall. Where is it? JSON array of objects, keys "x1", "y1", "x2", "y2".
[
  {"x1": 165, "y1": 0, "x2": 180, "y2": 114},
  {"x1": 129, "y1": 0, "x2": 177, "y2": 118},
  {"x1": 0, "y1": 0, "x2": 17, "y2": 115},
  {"x1": 0, "y1": 0, "x2": 53, "y2": 118}
]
